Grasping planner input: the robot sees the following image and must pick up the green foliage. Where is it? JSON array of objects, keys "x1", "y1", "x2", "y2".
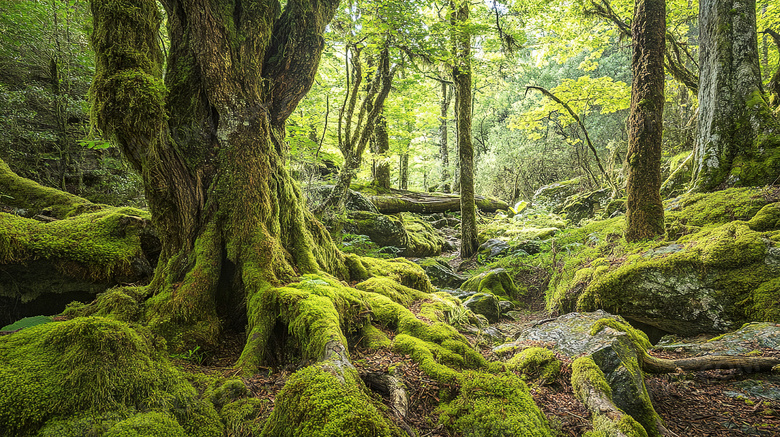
[{"x1": 505, "y1": 347, "x2": 562, "y2": 385}]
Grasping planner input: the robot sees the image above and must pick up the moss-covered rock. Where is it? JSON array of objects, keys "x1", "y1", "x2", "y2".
[
  {"x1": 104, "y1": 412, "x2": 187, "y2": 437},
  {"x1": 436, "y1": 371, "x2": 552, "y2": 436},
  {"x1": 402, "y1": 213, "x2": 445, "y2": 257},
  {"x1": 532, "y1": 178, "x2": 582, "y2": 211},
  {"x1": 503, "y1": 311, "x2": 661, "y2": 436},
  {"x1": 463, "y1": 293, "x2": 501, "y2": 323},
  {"x1": 461, "y1": 268, "x2": 521, "y2": 301},
  {"x1": 415, "y1": 258, "x2": 467, "y2": 289},
  {"x1": 558, "y1": 188, "x2": 611, "y2": 224},
  {"x1": 0, "y1": 316, "x2": 221, "y2": 436},
  {"x1": 343, "y1": 212, "x2": 444, "y2": 257}
]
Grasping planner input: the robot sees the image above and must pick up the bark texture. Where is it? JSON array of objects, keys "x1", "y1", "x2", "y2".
[
  {"x1": 450, "y1": 0, "x2": 478, "y2": 259},
  {"x1": 693, "y1": 0, "x2": 765, "y2": 190},
  {"x1": 90, "y1": 0, "x2": 343, "y2": 352},
  {"x1": 371, "y1": 113, "x2": 392, "y2": 189},
  {"x1": 625, "y1": 0, "x2": 665, "y2": 241},
  {"x1": 439, "y1": 79, "x2": 452, "y2": 190}
]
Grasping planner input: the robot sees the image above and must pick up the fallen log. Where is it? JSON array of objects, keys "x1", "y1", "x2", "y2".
[
  {"x1": 365, "y1": 188, "x2": 509, "y2": 214},
  {"x1": 642, "y1": 353, "x2": 780, "y2": 374}
]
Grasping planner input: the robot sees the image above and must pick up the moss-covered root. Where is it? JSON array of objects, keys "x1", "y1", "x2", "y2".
[
  {"x1": 571, "y1": 356, "x2": 651, "y2": 437},
  {"x1": 0, "y1": 158, "x2": 102, "y2": 219},
  {"x1": 505, "y1": 347, "x2": 562, "y2": 385},
  {"x1": 261, "y1": 360, "x2": 402, "y2": 437},
  {"x1": 345, "y1": 254, "x2": 434, "y2": 293},
  {"x1": 437, "y1": 371, "x2": 553, "y2": 437}
]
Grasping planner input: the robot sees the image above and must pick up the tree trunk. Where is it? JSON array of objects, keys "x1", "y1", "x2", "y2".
[
  {"x1": 625, "y1": 0, "x2": 665, "y2": 242},
  {"x1": 763, "y1": 28, "x2": 780, "y2": 106},
  {"x1": 692, "y1": 0, "x2": 767, "y2": 190},
  {"x1": 439, "y1": 79, "x2": 451, "y2": 191},
  {"x1": 90, "y1": 0, "x2": 345, "y2": 356},
  {"x1": 371, "y1": 113, "x2": 392, "y2": 190},
  {"x1": 399, "y1": 153, "x2": 409, "y2": 190},
  {"x1": 319, "y1": 45, "x2": 395, "y2": 215},
  {"x1": 451, "y1": 0, "x2": 478, "y2": 259}
]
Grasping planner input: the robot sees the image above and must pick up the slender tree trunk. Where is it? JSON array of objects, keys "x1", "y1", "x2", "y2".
[
  {"x1": 451, "y1": 0, "x2": 478, "y2": 258},
  {"x1": 371, "y1": 113, "x2": 391, "y2": 190},
  {"x1": 692, "y1": 0, "x2": 767, "y2": 190},
  {"x1": 439, "y1": 79, "x2": 452, "y2": 191},
  {"x1": 625, "y1": 0, "x2": 666, "y2": 241},
  {"x1": 399, "y1": 153, "x2": 409, "y2": 190}
]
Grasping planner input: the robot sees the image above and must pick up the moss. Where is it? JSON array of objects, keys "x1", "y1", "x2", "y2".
[
  {"x1": 402, "y1": 213, "x2": 445, "y2": 256},
  {"x1": 261, "y1": 363, "x2": 400, "y2": 437},
  {"x1": 0, "y1": 316, "x2": 219, "y2": 436},
  {"x1": 209, "y1": 379, "x2": 249, "y2": 411},
  {"x1": 63, "y1": 286, "x2": 147, "y2": 322},
  {"x1": 505, "y1": 347, "x2": 561, "y2": 385},
  {"x1": 571, "y1": 356, "x2": 612, "y2": 401},
  {"x1": 0, "y1": 159, "x2": 102, "y2": 219},
  {"x1": 0, "y1": 207, "x2": 150, "y2": 285},
  {"x1": 694, "y1": 222, "x2": 766, "y2": 268},
  {"x1": 354, "y1": 277, "x2": 427, "y2": 306},
  {"x1": 590, "y1": 318, "x2": 652, "y2": 351},
  {"x1": 461, "y1": 269, "x2": 521, "y2": 300},
  {"x1": 436, "y1": 371, "x2": 552, "y2": 436},
  {"x1": 347, "y1": 255, "x2": 434, "y2": 293},
  {"x1": 104, "y1": 412, "x2": 187, "y2": 437},
  {"x1": 744, "y1": 277, "x2": 780, "y2": 321},
  {"x1": 664, "y1": 187, "x2": 768, "y2": 232},
  {"x1": 0, "y1": 315, "x2": 52, "y2": 332},
  {"x1": 221, "y1": 398, "x2": 270, "y2": 437},
  {"x1": 359, "y1": 324, "x2": 391, "y2": 349},
  {"x1": 748, "y1": 202, "x2": 780, "y2": 231}
]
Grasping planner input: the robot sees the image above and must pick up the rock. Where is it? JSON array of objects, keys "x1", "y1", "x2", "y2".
[
  {"x1": 431, "y1": 217, "x2": 460, "y2": 229},
  {"x1": 477, "y1": 239, "x2": 510, "y2": 261},
  {"x1": 532, "y1": 178, "x2": 581, "y2": 210},
  {"x1": 498, "y1": 300, "x2": 515, "y2": 315},
  {"x1": 463, "y1": 293, "x2": 501, "y2": 323},
  {"x1": 461, "y1": 268, "x2": 521, "y2": 300},
  {"x1": 345, "y1": 211, "x2": 406, "y2": 248},
  {"x1": 307, "y1": 185, "x2": 379, "y2": 213},
  {"x1": 402, "y1": 214, "x2": 445, "y2": 257},
  {"x1": 557, "y1": 188, "x2": 611, "y2": 224},
  {"x1": 514, "y1": 240, "x2": 541, "y2": 255},
  {"x1": 500, "y1": 310, "x2": 660, "y2": 433},
  {"x1": 416, "y1": 259, "x2": 467, "y2": 289}
]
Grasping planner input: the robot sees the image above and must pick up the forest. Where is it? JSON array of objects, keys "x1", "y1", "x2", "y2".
[{"x1": 1, "y1": 0, "x2": 780, "y2": 436}]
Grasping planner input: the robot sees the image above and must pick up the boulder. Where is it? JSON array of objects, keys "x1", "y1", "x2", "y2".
[
  {"x1": 463, "y1": 293, "x2": 501, "y2": 323},
  {"x1": 344, "y1": 211, "x2": 406, "y2": 248},
  {"x1": 415, "y1": 259, "x2": 467, "y2": 289},
  {"x1": 532, "y1": 178, "x2": 581, "y2": 210},
  {"x1": 307, "y1": 185, "x2": 379, "y2": 213},
  {"x1": 655, "y1": 322, "x2": 780, "y2": 356},
  {"x1": 557, "y1": 188, "x2": 611, "y2": 224},
  {"x1": 498, "y1": 310, "x2": 661, "y2": 435},
  {"x1": 461, "y1": 269, "x2": 521, "y2": 301},
  {"x1": 477, "y1": 239, "x2": 510, "y2": 261}
]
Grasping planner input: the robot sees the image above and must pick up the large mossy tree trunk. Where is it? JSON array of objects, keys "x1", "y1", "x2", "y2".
[
  {"x1": 625, "y1": 0, "x2": 665, "y2": 242},
  {"x1": 693, "y1": 0, "x2": 777, "y2": 190},
  {"x1": 90, "y1": 0, "x2": 345, "y2": 354},
  {"x1": 450, "y1": 0, "x2": 478, "y2": 259}
]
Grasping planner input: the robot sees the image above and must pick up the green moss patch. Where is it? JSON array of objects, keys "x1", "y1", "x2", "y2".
[
  {"x1": 505, "y1": 347, "x2": 562, "y2": 385},
  {"x1": 437, "y1": 371, "x2": 552, "y2": 436},
  {"x1": 0, "y1": 316, "x2": 220, "y2": 436}
]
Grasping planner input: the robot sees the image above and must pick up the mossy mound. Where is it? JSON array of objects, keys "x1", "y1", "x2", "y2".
[
  {"x1": 262, "y1": 363, "x2": 401, "y2": 437},
  {"x1": 461, "y1": 268, "x2": 521, "y2": 300},
  {"x1": 506, "y1": 347, "x2": 562, "y2": 385},
  {"x1": 479, "y1": 206, "x2": 566, "y2": 244},
  {"x1": 401, "y1": 213, "x2": 445, "y2": 257},
  {"x1": 0, "y1": 316, "x2": 221, "y2": 436},
  {"x1": 437, "y1": 371, "x2": 552, "y2": 436}
]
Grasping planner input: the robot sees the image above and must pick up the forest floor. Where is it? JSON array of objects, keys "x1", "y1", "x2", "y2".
[{"x1": 174, "y1": 248, "x2": 780, "y2": 436}]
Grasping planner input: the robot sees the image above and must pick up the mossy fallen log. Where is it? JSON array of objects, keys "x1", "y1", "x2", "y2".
[
  {"x1": 363, "y1": 188, "x2": 508, "y2": 214},
  {"x1": 642, "y1": 353, "x2": 780, "y2": 374}
]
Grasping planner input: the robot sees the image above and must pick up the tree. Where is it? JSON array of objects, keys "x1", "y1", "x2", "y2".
[
  {"x1": 692, "y1": 0, "x2": 778, "y2": 190},
  {"x1": 450, "y1": 0, "x2": 479, "y2": 258},
  {"x1": 625, "y1": 0, "x2": 666, "y2": 241},
  {"x1": 89, "y1": 0, "x2": 360, "y2": 367}
]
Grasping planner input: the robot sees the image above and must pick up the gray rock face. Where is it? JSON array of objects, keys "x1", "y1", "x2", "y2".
[
  {"x1": 478, "y1": 239, "x2": 510, "y2": 261},
  {"x1": 307, "y1": 185, "x2": 379, "y2": 213},
  {"x1": 557, "y1": 188, "x2": 611, "y2": 224},
  {"x1": 532, "y1": 179, "x2": 581, "y2": 211},
  {"x1": 463, "y1": 293, "x2": 501, "y2": 323},
  {"x1": 500, "y1": 311, "x2": 658, "y2": 432},
  {"x1": 416, "y1": 259, "x2": 467, "y2": 289},
  {"x1": 656, "y1": 322, "x2": 780, "y2": 356}
]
